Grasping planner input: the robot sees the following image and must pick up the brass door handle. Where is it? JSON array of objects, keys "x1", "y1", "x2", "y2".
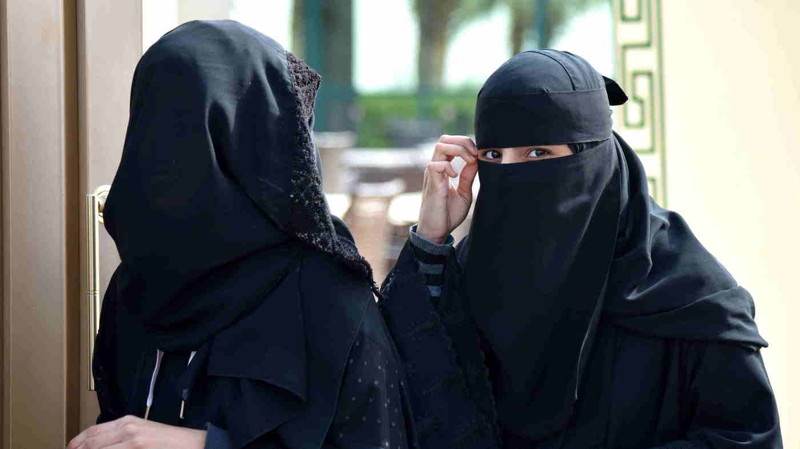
[{"x1": 86, "y1": 185, "x2": 110, "y2": 390}]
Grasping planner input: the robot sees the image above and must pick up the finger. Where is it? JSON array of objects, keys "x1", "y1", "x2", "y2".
[
  {"x1": 424, "y1": 164, "x2": 453, "y2": 200},
  {"x1": 68, "y1": 429, "x2": 91, "y2": 449},
  {"x1": 67, "y1": 418, "x2": 130, "y2": 449},
  {"x1": 432, "y1": 142, "x2": 476, "y2": 163},
  {"x1": 97, "y1": 442, "x2": 144, "y2": 449},
  {"x1": 74, "y1": 430, "x2": 127, "y2": 449},
  {"x1": 67, "y1": 433, "x2": 86, "y2": 449},
  {"x1": 427, "y1": 161, "x2": 457, "y2": 178},
  {"x1": 439, "y1": 135, "x2": 478, "y2": 156},
  {"x1": 456, "y1": 159, "x2": 479, "y2": 199}
]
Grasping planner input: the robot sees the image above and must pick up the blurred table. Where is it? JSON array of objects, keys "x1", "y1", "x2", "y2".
[{"x1": 342, "y1": 145, "x2": 433, "y2": 193}]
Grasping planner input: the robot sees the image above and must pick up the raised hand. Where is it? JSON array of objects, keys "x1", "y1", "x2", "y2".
[{"x1": 416, "y1": 135, "x2": 479, "y2": 244}]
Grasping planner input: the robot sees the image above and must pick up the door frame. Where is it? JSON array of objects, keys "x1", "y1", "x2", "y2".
[
  {"x1": 0, "y1": 0, "x2": 140, "y2": 445},
  {"x1": 0, "y1": 0, "x2": 80, "y2": 447}
]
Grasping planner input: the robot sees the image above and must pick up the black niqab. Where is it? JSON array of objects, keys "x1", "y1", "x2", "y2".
[{"x1": 463, "y1": 50, "x2": 765, "y2": 442}]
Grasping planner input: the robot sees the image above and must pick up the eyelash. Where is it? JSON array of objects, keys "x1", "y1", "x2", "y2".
[
  {"x1": 529, "y1": 148, "x2": 548, "y2": 158},
  {"x1": 481, "y1": 148, "x2": 550, "y2": 161},
  {"x1": 485, "y1": 150, "x2": 502, "y2": 160}
]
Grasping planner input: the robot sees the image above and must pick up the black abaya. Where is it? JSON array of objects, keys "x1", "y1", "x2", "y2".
[
  {"x1": 92, "y1": 20, "x2": 415, "y2": 449},
  {"x1": 379, "y1": 50, "x2": 781, "y2": 449}
]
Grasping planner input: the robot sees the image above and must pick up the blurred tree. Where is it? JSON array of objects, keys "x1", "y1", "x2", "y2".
[
  {"x1": 293, "y1": 0, "x2": 355, "y2": 132},
  {"x1": 413, "y1": 0, "x2": 494, "y2": 120},
  {"x1": 511, "y1": 0, "x2": 606, "y2": 54},
  {"x1": 412, "y1": 0, "x2": 606, "y2": 92},
  {"x1": 413, "y1": 0, "x2": 495, "y2": 90},
  {"x1": 292, "y1": 0, "x2": 306, "y2": 57}
]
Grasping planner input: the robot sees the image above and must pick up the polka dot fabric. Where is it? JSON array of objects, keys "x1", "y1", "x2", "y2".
[
  {"x1": 328, "y1": 301, "x2": 413, "y2": 449},
  {"x1": 379, "y1": 243, "x2": 499, "y2": 449}
]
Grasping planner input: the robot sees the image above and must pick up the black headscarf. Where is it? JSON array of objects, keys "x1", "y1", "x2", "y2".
[
  {"x1": 103, "y1": 20, "x2": 374, "y2": 352},
  {"x1": 97, "y1": 21, "x2": 378, "y2": 447},
  {"x1": 462, "y1": 50, "x2": 765, "y2": 441}
]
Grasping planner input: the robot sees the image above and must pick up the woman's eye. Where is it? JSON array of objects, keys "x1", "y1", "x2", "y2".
[
  {"x1": 529, "y1": 148, "x2": 548, "y2": 158},
  {"x1": 484, "y1": 150, "x2": 502, "y2": 160}
]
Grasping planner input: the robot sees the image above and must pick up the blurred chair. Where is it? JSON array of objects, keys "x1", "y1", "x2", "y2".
[
  {"x1": 386, "y1": 192, "x2": 422, "y2": 270},
  {"x1": 316, "y1": 131, "x2": 357, "y2": 194},
  {"x1": 345, "y1": 179, "x2": 406, "y2": 283},
  {"x1": 341, "y1": 145, "x2": 430, "y2": 193}
]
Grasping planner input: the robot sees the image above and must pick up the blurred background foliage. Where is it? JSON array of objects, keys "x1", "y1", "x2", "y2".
[
  {"x1": 356, "y1": 89, "x2": 476, "y2": 147},
  {"x1": 286, "y1": 0, "x2": 611, "y2": 145},
  {"x1": 412, "y1": 0, "x2": 606, "y2": 90}
]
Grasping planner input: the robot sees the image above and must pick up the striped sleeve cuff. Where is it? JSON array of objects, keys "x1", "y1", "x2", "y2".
[
  {"x1": 409, "y1": 225, "x2": 453, "y2": 298},
  {"x1": 409, "y1": 225, "x2": 454, "y2": 257}
]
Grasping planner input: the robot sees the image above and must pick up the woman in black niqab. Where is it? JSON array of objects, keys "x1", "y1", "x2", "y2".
[
  {"x1": 379, "y1": 50, "x2": 781, "y2": 449},
  {"x1": 78, "y1": 21, "x2": 416, "y2": 449}
]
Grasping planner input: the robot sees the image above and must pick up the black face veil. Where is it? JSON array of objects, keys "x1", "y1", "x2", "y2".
[{"x1": 463, "y1": 50, "x2": 765, "y2": 442}]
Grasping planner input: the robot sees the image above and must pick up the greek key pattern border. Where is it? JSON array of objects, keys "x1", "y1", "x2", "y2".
[{"x1": 614, "y1": 0, "x2": 667, "y2": 205}]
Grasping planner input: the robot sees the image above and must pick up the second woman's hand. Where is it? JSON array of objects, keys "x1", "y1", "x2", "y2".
[
  {"x1": 417, "y1": 135, "x2": 479, "y2": 244},
  {"x1": 66, "y1": 415, "x2": 206, "y2": 449}
]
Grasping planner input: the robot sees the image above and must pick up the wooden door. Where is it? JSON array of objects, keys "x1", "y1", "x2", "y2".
[
  {"x1": 1, "y1": 0, "x2": 141, "y2": 446},
  {"x1": 1, "y1": 0, "x2": 80, "y2": 447}
]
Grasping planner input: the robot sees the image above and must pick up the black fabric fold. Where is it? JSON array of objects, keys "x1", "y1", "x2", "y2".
[
  {"x1": 602, "y1": 75, "x2": 628, "y2": 106},
  {"x1": 206, "y1": 263, "x2": 308, "y2": 403},
  {"x1": 603, "y1": 133, "x2": 767, "y2": 350}
]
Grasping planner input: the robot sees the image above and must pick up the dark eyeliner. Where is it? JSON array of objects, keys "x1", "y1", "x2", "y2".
[{"x1": 529, "y1": 147, "x2": 548, "y2": 158}]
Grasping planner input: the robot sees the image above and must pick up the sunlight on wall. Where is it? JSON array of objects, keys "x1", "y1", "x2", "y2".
[
  {"x1": 142, "y1": 0, "x2": 293, "y2": 53},
  {"x1": 229, "y1": 0, "x2": 293, "y2": 50},
  {"x1": 552, "y1": 2, "x2": 615, "y2": 77},
  {"x1": 662, "y1": 0, "x2": 800, "y2": 442}
]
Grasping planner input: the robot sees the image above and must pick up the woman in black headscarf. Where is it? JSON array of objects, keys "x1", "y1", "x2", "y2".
[
  {"x1": 68, "y1": 21, "x2": 415, "y2": 449},
  {"x1": 379, "y1": 50, "x2": 782, "y2": 448}
]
